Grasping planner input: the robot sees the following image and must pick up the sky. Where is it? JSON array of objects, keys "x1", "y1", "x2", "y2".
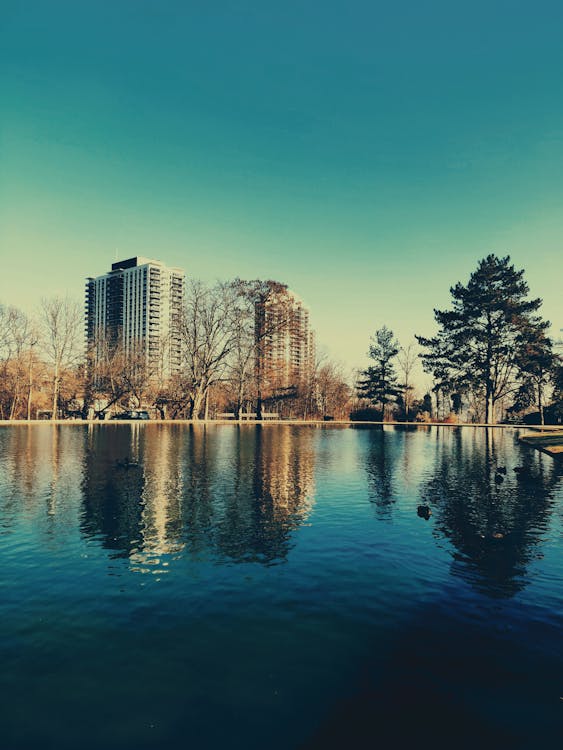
[{"x1": 1, "y1": 0, "x2": 562, "y2": 387}]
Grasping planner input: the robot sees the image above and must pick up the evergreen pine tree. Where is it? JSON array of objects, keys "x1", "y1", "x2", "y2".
[
  {"x1": 416, "y1": 255, "x2": 548, "y2": 424},
  {"x1": 357, "y1": 326, "x2": 401, "y2": 420},
  {"x1": 515, "y1": 325, "x2": 555, "y2": 425}
]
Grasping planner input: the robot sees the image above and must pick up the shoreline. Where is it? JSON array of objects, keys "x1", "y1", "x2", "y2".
[
  {"x1": 0, "y1": 419, "x2": 556, "y2": 429},
  {"x1": 3, "y1": 419, "x2": 560, "y2": 459}
]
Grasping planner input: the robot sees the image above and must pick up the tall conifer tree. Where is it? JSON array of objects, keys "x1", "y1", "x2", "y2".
[
  {"x1": 358, "y1": 326, "x2": 401, "y2": 420},
  {"x1": 416, "y1": 255, "x2": 548, "y2": 424}
]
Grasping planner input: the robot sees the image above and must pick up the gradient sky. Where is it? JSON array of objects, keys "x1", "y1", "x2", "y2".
[{"x1": 1, "y1": 1, "x2": 562, "y2": 386}]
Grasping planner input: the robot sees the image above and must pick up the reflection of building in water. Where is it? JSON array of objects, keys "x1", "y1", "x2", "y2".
[
  {"x1": 79, "y1": 424, "x2": 317, "y2": 570},
  {"x1": 214, "y1": 426, "x2": 316, "y2": 564},
  {"x1": 257, "y1": 426, "x2": 315, "y2": 515},
  {"x1": 129, "y1": 426, "x2": 185, "y2": 572},
  {"x1": 81, "y1": 424, "x2": 185, "y2": 573}
]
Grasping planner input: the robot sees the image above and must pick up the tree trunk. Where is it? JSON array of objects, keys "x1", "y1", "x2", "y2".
[
  {"x1": 255, "y1": 342, "x2": 263, "y2": 421},
  {"x1": 485, "y1": 393, "x2": 494, "y2": 425},
  {"x1": 9, "y1": 389, "x2": 19, "y2": 420},
  {"x1": 28, "y1": 348, "x2": 34, "y2": 421},
  {"x1": 538, "y1": 384, "x2": 544, "y2": 427},
  {"x1": 256, "y1": 391, "x2": 263, "y2": 421},
  {"x1": 192, "y1": 389, "x2": 205, "y2": 420},
  {"x1": 236, "y1": 383, "x2": 244, "y2": 421},
  {"x1": 81, "y1": 386, "x2": 91, "y2": 420},
  {"x1": 52, "y1": 374, "x2": 59, "y2": 420}
]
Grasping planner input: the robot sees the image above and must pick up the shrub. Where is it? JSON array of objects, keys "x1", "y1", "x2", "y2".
[{"x1": 349, "y1": 407, "x2": 382, "y2": 422}]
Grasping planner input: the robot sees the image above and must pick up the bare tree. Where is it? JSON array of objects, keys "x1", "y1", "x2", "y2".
[
  {"x1": 84, "y1": 331, "x2": 143, "y2": 417},
  {"x1": 0, "y1": 304, "x2": 37, "y2": 419},
  {"x1": 226, "y1": 289, "x2": 257, "y2": 420},
  {"x1": 397, "y1": 341, "x2": 418, "y2": 420},
  {"x1": 40, "y1": 297, "x2": 81, "y2": 419},
  {"x1": 25, "y1": 327, "x2": 39, "y2": 420},
  {"x1": 314, "y1": 356, "x2": 352, "y2": 419},
  {"x1": 178, "y1": 280, "x2": 239, "y2": 420}
]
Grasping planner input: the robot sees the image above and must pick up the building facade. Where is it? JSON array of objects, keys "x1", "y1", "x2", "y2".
[
  {"x1": 256, "y1": 287, "x2": 315, "y2": 393},
  {"x1": 85, "y1": 256, "x2": 185, "y2": 378}
]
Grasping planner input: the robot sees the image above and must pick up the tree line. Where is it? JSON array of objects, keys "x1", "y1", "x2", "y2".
[
  {"x1": 357, "y1": 255, "x2": 562, "y2": 425},
  {"x1": 1, "y1": 255, "x2": 561, "y2": 424},
  {"x1": 0, "y1": 279, "x2": 353, "y2": 421}
]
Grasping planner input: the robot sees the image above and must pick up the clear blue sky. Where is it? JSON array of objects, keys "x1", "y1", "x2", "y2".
[{"x1": 1, "y1": 1, "x2": 562, "y2": 383}]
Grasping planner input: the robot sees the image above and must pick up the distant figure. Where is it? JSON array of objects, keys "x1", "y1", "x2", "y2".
[
  {"x1": 417, "y1": 505, "x2": 432, "y2": 520},
  {"x1": 496, "y1": 466, "x2": 507, "y2": 475},
  {"x1": 494, "y1": 473, "x2": 504, "y2": 484}
]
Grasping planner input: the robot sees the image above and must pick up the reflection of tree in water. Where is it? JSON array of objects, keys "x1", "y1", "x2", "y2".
[
  {"x1": 363, "y1": 427, "x2": 402, "y2": 518},
  {"x1": 80, "y1": 424, "x2": 315, "y2": 568},
  {"x1": 420, "y1": 428, "x2": 562, "y2": 598},
  {"x1": 80, "y1": 425, "x2": 146, "y2": 558},
  {"x1": 179, "y1": 424, "x2": 219, "y2": 559},
  {"x1": 0, "y1": 425, "x2": 85, "y2": 533},
  {"x1": 0, "y1": 425, "x2": 43, "y2": 528}
]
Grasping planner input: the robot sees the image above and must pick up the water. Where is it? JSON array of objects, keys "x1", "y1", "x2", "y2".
[{"x1": 0, "y1": 424, "x2": 561, "y2": 748}]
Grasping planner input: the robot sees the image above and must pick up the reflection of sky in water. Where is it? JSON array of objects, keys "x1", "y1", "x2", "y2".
[{"x1": 0, "y1": 424, "x2": 562, "y2": 748}]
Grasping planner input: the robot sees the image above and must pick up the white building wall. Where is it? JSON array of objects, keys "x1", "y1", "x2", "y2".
[{"x1": 86, "y1": 257, "x2": 185, "y2": 379}]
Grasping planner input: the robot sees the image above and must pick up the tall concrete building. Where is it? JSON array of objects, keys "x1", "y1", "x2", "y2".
[
  {"x1": 256, "y1": 288, "x2": 315, "y2": 392},
  {"x1": 85, "y1": 256, "x2": 185, "y2": 377}
]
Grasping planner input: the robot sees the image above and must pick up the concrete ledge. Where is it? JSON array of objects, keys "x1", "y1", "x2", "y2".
[
  {"x1": 519, "y1": 431, "x2": 563, "y2": 458},
  {"x1": 0, "y1": 419, "x2": 531, "y2": 428}
]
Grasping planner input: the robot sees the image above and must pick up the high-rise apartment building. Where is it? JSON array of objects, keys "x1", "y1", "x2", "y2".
[
  {"x1": 85, "y1": 256, "x2": 185, "y2": 377},
  {"x1": 256, "y1": 288, "x2": 315, "y2": 392}
]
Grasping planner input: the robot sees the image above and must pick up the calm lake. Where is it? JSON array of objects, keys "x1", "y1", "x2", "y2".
[{"x1": 0, "y1": 424, "x2": 561, "y2": 748}]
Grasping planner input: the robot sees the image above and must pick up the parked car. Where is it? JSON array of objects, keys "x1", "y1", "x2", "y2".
[{"x1": 110, "y1": 410, "x2": 150, "y2": 420}]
